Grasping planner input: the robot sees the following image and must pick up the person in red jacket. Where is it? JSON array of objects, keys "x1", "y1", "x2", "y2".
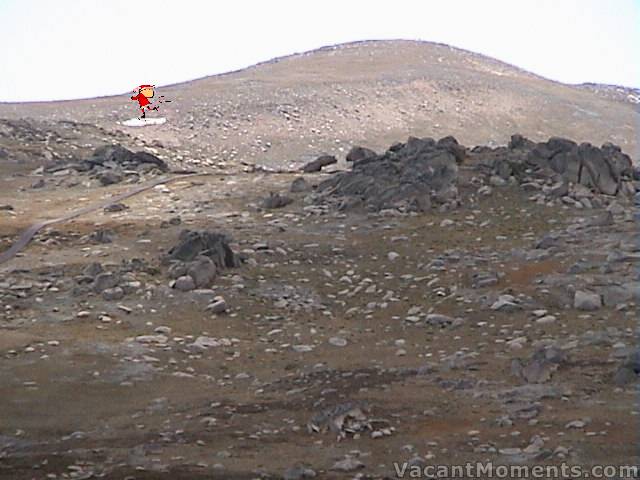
[{"x1": 131, "y1": 85, "x2": 160, "y2": 119}]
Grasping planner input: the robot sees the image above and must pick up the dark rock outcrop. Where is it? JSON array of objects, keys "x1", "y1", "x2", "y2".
[
  {"x1": 87, "y1": 145, "x2": 168, "y2": 172},
  {"x1": 476, "y1": 135, "x2": 634, "y2": 196},
  {"x1": 316, "y1": 136, "x2": 462, "y2": 212}
]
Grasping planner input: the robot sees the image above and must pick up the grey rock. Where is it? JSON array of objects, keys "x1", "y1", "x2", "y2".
[
  {"x1": 174, "y1": 275, "x2": 196, "y2": 292},
  {"x1": 186, "y1": 256, "x2": 217, "y2": 288},
  {"x1": 425, "y1": 313, "x2": 455, "y2": 327},
  {"x1": 346, "y1": 146, "x2": 377, "y2": 164},
  {"x1": 491, "y1": 295, "x2": 521, "y2": 312},
  {"x1": 92, "y1": 272, "x2": 119, "y2": 293},
  {"x1": 587, "y1": 211, "x2": 614, "y2": 227},
  {"x1": 261, "y1": 192, "x2": 294, "y2": 209},
  {"x1": 600, "y1": 285, "x2": 634, "y2": 307},
  {"x1": 283, "y1": 464, "x2": 317, "y2": 480},
  {"x1": 302, "y1": 155, "x2": 337, "y2": 173},
  {"x1": 207, "y1": 297, "x2": 228, "y2": 314},
  {"x1": 102, "y1": 287, "x2": 125, "y2": 301},
  {"x1": 573, "y1": 290, "x2": 602, "y2": 311},
  {"x1": 97, "y1": 171, "x2": 123, "y2": 186},
  {"x1": 330, "y1": 457, "x2": 365, "y2": 472},
  {"x1": 165, "y1": 230, "x2": 240, "y2": 268},
  {"x1": 104, "y1": 202, "x2": 129, "y2": 213}
]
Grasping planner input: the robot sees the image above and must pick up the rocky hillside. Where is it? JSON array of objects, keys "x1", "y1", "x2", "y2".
[{"x1": 0, "y1": 40, "x2": 638, "y2": 171}]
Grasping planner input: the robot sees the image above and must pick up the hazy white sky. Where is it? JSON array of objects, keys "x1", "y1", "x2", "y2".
[{"x1": 0, "y1": 0, "x2": 638, "y2": 102}]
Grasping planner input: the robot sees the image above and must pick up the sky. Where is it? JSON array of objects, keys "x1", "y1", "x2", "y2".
[{"x1": 0, "y1": 0, "x2": 638, "y2": 102}]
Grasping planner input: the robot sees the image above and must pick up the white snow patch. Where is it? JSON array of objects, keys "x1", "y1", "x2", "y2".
[{"x1": 120, "y1": 117, "x2": 167, "y2": 127}]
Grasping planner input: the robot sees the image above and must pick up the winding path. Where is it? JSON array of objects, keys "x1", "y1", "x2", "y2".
[{"x1": 0, "y1": 174, "x2": 200, "y2": 265}]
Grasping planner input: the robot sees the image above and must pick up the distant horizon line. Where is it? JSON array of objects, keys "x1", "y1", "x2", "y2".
[{"x1": 1, "y1": 38, "x2": 638, "y2": 104}]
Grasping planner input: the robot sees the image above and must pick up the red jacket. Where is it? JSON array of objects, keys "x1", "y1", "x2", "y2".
[{"x1": 131, "y1": 93, "x2": 151, "y2": 107}]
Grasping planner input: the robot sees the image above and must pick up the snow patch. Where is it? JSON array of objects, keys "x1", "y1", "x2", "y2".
[{"x1": 120, "y1": 117, "x2": 167, "y2": 127}]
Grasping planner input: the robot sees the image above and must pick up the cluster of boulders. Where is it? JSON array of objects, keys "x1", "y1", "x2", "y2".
[
  {"x1": 46, "y1": 144, "x2": 169, "y2": 186},
  {"x1": 314, "y1": 136, "x2": 465, "y2": 212},
  {"x1": 162, "y1": 230, "x2": 241, "y2": 292},
  {"x1": 472, "y1": 134, "x2": 637, "y2": 203},
  {"x1": 300, "y1": 134, "x2": 637, "y2": 214}
]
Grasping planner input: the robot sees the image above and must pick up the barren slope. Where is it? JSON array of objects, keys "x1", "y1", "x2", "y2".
[{"x1": 0, "y1": 40, "x2": 638, "y2": 170}]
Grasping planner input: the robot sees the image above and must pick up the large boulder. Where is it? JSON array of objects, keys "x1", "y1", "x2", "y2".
[{"x1": 165, "y1": 230, "x2": 240, "y2": 269}]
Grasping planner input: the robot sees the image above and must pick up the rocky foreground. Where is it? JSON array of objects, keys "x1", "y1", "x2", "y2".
[{"x1": 0, "y1": 126, "x2": 639, "y2": 479}]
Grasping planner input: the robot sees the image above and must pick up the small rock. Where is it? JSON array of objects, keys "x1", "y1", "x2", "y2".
[
  {"x1": 135, "y1": 335, "x2": 168, "y2": 344},
  {"x1": 330, "y1": 457, "x2": 364, "y2": 472},
  {"x1": 102, "y1": 287, "x2": 125, "y2": 301},
  {"x1": 97, "y1": 171, "x2": 123, "y2": 186},
  {"x1": 489, "y1": 175, "x2": 507, "y2": 187},
  {"x1": 174, "y1": 275, "x2": 196, "y2": 292},
  {"x1": 387, "y1": 251, "x2": 400, "y2": 261},
  {"x1": 328, "y1": 337, "x2": 348, "y2": 347},
  {"x1": 536, "y1": 315, "x2": 557, "y2": 325},
  {"x1": 573, "y1": 290, "x2": 602, "y2": 311},
  {"x1": 206, "y1": 297, "x2": 228, "y2": 314},
  {"x1": 92, "y1": 272, "x2": 119, "y2": 293},
  {"x1": 283, "y1": 464, "x2": 317, "y2": 480},
  {"x1": 565, "y1": 420, "x2": 587, "y2": 429}
]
